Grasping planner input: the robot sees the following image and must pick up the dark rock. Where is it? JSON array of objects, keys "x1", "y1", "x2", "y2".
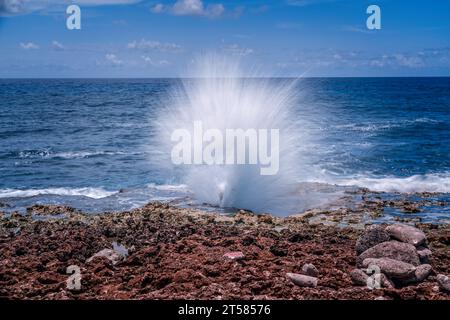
[
  {"x1": 270, "y1": 245, "x2": 288, "y2": 257},
  {"x1": 241, "y1": 236, "x2": 255, "y2": 246},
  {"x1": 362, "y1": 258, "x2": 416, "y2": 280},
  {"x1": 357, "y1": 241, "x2": 420, "y2": 266},
  {"x1": 355, "y1": 225, "x2": 390, "y2": 255},
  {"x1": 386, "y1": 224, "x2": 426, "y2": 247},
  {"x1": 380, "y1": 273, "x2": 395, "y2": 289},
  {"x1": 286, "y1": 273, "x2": 318, "y2": 287},
  {"x1": 416, "y1": 246, "x2": 432, "y2": 263},
  {"x1": 37, "y1": 273, "x2": 61, "y2": 285}
]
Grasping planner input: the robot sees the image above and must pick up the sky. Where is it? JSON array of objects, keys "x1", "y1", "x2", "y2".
[{"x1": 0, "y1": 0, "x2": 450, "y2": 77}]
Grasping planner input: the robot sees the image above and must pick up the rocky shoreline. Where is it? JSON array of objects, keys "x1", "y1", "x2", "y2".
[{"x1": 0, "y1": 202, "x2": 448, "y2": 300}]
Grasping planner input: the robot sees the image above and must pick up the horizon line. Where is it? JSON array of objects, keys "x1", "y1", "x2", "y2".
[{"x1": 2, "y1": 76, "x2": 450, "y2": 80}]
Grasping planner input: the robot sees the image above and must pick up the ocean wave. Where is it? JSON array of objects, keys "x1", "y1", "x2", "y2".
[
  {"x1": 0, "y1": 187, "x2": 117, "y2": 199},
  {"x1": 334, "y1": 173, "x2": 450, "y2": 193},
  {"x1": 17, "y1": 150, "x2": 142, "y2": 160},
  {"x1": 146, "y1": 183, "x2": 188, "y2": 191},
  {"x1": 329, "y1": 118, "x2": 441, "y2": 133}
]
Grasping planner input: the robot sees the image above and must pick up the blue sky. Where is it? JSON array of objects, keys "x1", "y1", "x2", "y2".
[{"x1": 1, "y1": 0, "x2": 450, "y2": 77}]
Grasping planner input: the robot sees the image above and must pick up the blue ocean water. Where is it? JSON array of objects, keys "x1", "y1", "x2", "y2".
[{"x1": 1, "y1": 78, "x2": 449, "y2": 220}]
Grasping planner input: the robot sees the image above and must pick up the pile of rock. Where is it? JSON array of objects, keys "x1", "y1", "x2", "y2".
[{"x1": 351, "y1": 223, "x2": 435, "y2": 288}]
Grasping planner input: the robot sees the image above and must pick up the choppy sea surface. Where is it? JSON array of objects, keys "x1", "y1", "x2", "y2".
[{"x1": 1, "y1": 78, "x2": 449, "y2": 222}]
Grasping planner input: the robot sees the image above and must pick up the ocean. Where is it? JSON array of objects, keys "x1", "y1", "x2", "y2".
[{"x1": 1, "y1": 78, "x2": 449, "y2": 221}]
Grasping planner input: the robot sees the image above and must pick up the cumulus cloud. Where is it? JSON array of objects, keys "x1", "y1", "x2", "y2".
[
  {"x1": 51, "y1": 40, "x2": 65, "y2": 50},
  {"x1": 150, "y1": 3, "x2": 164, "y2": 13},
  {"x1": 19, "y1": 42, "x2": 39, "y2": 49},
  {"x1": 0, "y1": 0, "x2": 142, "y2": 16},
  {"x1": 370, "y1": 54, "x2": 425, "y2": 68},
  {"x1": 342, "y1": 25, "x2": 374, "y2": 34},
  {"x1": 276, "y1": 48, "x2": 438, "y2": 72},
  {"x1": 105, "y1": 53, "x2": 123, "y2": 66},
  {"x1": 127, "y1": 39, "x2": 182, "y2": 53},
  {"x1": 151, "y1": 0, "x2": 225, "y2": 18},
  {"x1": 141, "y1": 55, "x2": 171, "y2": 67}
]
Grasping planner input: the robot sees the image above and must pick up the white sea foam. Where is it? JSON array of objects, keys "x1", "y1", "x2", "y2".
[
  {"x1": 146, "y1": 183, "x2": 189, "y2": 191},
  {"x1": 0, "y1": 187, "x2": 117, "y2": 199},
  {"x1": 331, "y1": 173, "x2": 450, "y2": 193}
]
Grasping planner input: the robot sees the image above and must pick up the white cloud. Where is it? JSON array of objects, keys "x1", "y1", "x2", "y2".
[
  {"x1": 51, "y1": 40, "x2": 65, "y2": 50},
  {"x1": 172, "y1": 0, "x2": 203, "y2": 15},
  {"x1": 1, "y1": 0, "x2": 142, "y2": 16},
  {"x1": 151, "y1": 3, "x2": 164, "y2": 13},
  {"x1": 76, "y1": 0, "x2": 141, "y2": 4},
  {"x1": 342, "y1": 25, "x2": 374, "y2": 34},
  {"x1": 127, "y1": 39, "x2": 182, "y2": 53},
  {"x1": 370, "y1": 54, "x2": 425, "y2": 68},
  {"x1": 141, "y1": 55, "x2": 171, "y2": 67},
  {"x1": 19, "y1": 42, "x2": 39, "y2": 50},
  {"x1": 105, "y1": 53, "x2": 123, "y2": 66},
  {"x1": 151, "y1": 0, "x2": 225, "y2": 18},
  {"x1": 393, "y1": 54, "x2": 424, "y2": 68}
]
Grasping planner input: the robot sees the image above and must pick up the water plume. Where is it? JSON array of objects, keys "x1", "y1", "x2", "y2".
[{"x1": 154, "y1": 54, "x2": 308, "y2": 215}]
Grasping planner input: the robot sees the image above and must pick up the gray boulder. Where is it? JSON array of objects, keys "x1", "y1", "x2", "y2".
[
  {"x1": 87, "y1": 249, "x2": 123, "y2": 265},
  {"x1": 399, "y1": 264, "x2": 433, "y2": 285},
  {"x1": 437, "y1": 274, "x2": 450, "y2": 293},
  {"x1": 351, "y1": 268, "x2": 395, "y2": 288},
  {"x1": 301, "y1": 263, "x2": 319, "y2": 277},
  {"x1": 350, "y1": 269, "x2": 368, "y2": 286},
  {"x1": 414, "y1": 264, "x2": 433, "y2": 282},
  {"x1": 357, "y1": 241, "x2": 420, "y2": 266},
  {"x1": 416, "y1": 246, "x2": 432, "y2": 263},
  {"x1": 362, "y1": 257, "x2": 416, "y2": 280},
  {"x1": 386, "y1": 224, "x2": 426, "y2": 247}
]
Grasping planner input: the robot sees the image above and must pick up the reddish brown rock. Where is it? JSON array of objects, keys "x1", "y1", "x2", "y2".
[
  {"x1": 0, "y1": 201, "x2": 448, "y2": 300},
  {"x1": 286, "y1": 273, "x2": 318, "y2": 288}
]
